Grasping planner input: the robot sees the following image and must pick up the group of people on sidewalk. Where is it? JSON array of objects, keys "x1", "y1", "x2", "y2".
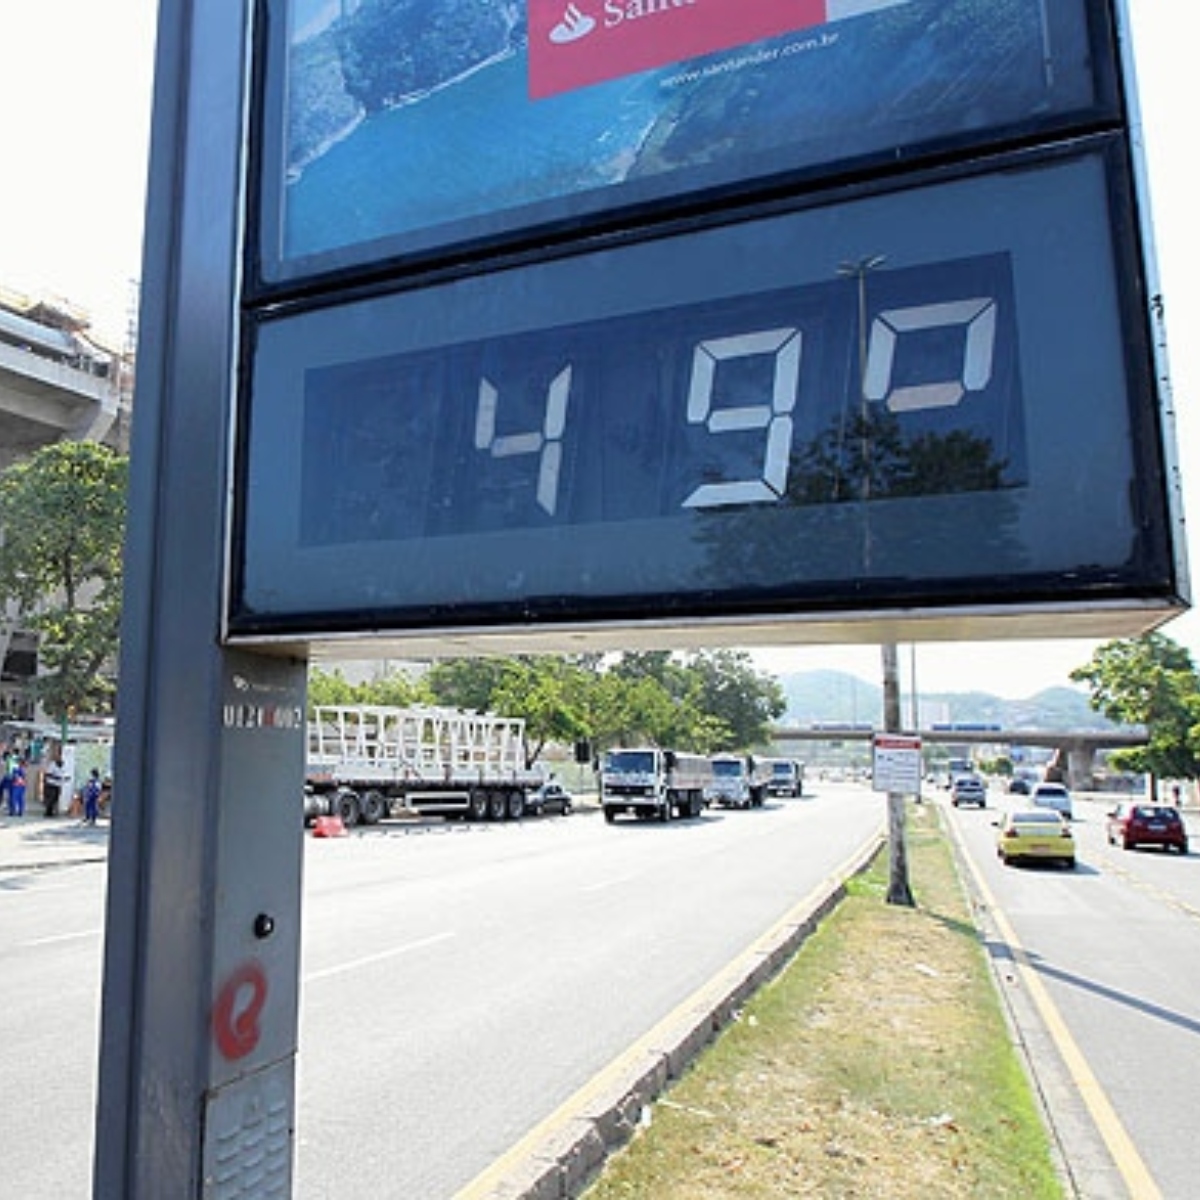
[{"x1": 1, "y1": 742, "x2": 104, "y2": 824}]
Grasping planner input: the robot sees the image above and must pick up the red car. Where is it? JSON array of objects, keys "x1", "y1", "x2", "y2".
[{"x1": 1105, "y1": 803, "x2": 1188, "y2": 853}]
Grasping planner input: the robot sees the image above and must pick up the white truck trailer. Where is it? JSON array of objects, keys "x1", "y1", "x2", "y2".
[
  {"x1": 305, "y1": 705, "x2": 543, "y2": 826},
  {"x1": 707, "y1": 753, "x2": 772, "y2": 809},
  {"x1": 600, "y1": 747, "x2": 712, "y2": 823}
]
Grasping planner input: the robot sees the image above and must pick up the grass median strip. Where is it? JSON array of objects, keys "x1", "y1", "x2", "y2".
[{"x1": 583, "y1": 801, "x2": 1062, "y2": 1199}]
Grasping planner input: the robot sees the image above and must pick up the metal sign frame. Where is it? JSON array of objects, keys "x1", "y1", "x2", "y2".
[{"x1": 227, "y1": 0, "x2": 1187, "y2": 651}]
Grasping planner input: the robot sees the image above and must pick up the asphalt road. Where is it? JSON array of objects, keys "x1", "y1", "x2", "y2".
[
  {"x1": 945, "y1": 787, "x2": 1200, "y2": 1200},
  {"x1": 293, "y1": 785, "x2": 882, "y2": 1198},
  {"x1": 0, "y1": 783, "x2": 883, "y2": 1198}
]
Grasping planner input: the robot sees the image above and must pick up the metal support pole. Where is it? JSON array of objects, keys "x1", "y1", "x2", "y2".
[
  {"x1": 94, "y1": 2, "x2": 308, "y2": 1195},
  {"x1": 882, "y1": 642, "x2": 914, "y2": 906}
]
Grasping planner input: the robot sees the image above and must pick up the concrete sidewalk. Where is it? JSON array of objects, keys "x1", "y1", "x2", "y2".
[{"x1": 0, "y1": 812, "x2": 110, "y2": 872}]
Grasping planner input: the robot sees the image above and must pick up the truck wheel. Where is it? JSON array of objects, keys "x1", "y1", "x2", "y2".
[
  {"x1": 659, "y1": 798, "x2": 672, "y2": 823},
  {"x1": 506, "y1": 790, "x2": 525, "y2": 820},
  {"x1": 487, "y1": 791, "x2": 507, "y2": 821},
  {"x1": 360, "y1": 790, "x2": 386, "y2": 825},
  {"x1": 468, "y1": 790, "x2": 488, "y2": 821},
  {"x1": 334, "y1": 788, "x2": 361, "y2": 828},
  {"x1": 604, "y1": 808, "x2": 616, "y2": 824}
]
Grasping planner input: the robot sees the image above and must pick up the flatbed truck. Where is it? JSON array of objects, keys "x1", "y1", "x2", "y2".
[{"x1": 304, "y1": 704, "x2": 543, "y2": 827}]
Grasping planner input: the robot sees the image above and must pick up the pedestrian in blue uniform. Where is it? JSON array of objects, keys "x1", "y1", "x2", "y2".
[
  {"x1": 0, "y1": 746, "x2": 13, "y2": 814},
  {"x1": 8, "y1": 759, "x2": 26, "y2": 817},
  {"x1": 83, "y1": 768, "x2": 102, "y2": 826}
]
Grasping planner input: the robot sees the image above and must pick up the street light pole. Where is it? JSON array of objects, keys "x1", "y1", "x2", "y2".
[{"x1": 839, "y1": 254, "x2": 913, "y2": 907}]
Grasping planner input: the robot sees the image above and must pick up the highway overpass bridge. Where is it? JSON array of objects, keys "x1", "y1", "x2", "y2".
[
  {"x1": 0, "y1": 289, "x2": 132, "y2": 717},
  {"x1": 0, "y1": 290, "x2": 131, "y2": 470},
  {"x1": 771, "y1": 725, "x2": 1149, "y2": 791}
]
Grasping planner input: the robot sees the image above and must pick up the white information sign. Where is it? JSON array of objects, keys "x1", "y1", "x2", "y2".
[{"x1": 872, "y1": 733, "x2": 923, "y2": 794}]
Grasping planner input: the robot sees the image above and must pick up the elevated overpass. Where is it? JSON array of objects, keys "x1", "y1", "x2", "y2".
[
  {"x1": 0, "y1": 292, "x2": 131, "y2": 470},
  {"x1": 0, "y1": 290, "x2": 133, "y2": 716},
  {"x1": 771, "y1": 725, "x2": 1149, "y2": 791}
]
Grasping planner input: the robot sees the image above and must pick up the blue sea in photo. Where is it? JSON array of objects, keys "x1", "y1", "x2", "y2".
[{"x1": 279, "y1": 0, "x2": 1096, "y2": 264}]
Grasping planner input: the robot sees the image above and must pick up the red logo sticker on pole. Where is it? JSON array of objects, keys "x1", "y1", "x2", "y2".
[
  {"x1": 528, "y1": 0, "x2": 909, "y2": 99},
  {"x1": 212, "y1": 961, "x2": 269, "y2": 1061}
]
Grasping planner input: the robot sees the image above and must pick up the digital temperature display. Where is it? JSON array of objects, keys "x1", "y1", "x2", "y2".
[
  {"x1": 299, "y1": 254, "x2": 1022, "y2": 546},
  {"x1": 233, "y1": 148, "x2": 1176, "y2": 639}
]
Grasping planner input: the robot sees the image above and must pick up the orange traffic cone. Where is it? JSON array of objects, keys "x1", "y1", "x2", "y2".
[{"x1": 311, "y1": 815, "x2": 347, "y2": 838}]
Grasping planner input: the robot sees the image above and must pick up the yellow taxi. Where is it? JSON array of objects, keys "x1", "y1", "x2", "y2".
[{"x1": 995, "y1": 809, "x2": 1076, "y2": 869}]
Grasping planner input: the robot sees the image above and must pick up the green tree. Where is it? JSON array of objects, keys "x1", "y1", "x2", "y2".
[
  {"x1": 425, "y1": 657, "x2": 510, "y2": 712},
  {"x1": 0, "y1": 441, "x2": 127, "y2": 724},
  {"x1": 1070, "y1": 632, "x2": 1200, "y2": 796},
  {"x1": 492, "y1": 657, "x2": 590, "y2": 766},
  {"x1": 307, "y1": 667, "x2": 362, "y2": 711},
  {"x1": 682, "y1": 649, "x2": 786, "y2": 751},
  {"x1": 308, "y1": 666, "x2": 432, "y2": 714}
]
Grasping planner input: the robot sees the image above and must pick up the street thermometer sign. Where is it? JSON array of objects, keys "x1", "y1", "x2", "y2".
[
  {"x1": 97, "y1": 2, "x2": 1186, "y2": 1198},
  {"x1": 231, "y1": 0, "x2": 1187, "y2": 653}
]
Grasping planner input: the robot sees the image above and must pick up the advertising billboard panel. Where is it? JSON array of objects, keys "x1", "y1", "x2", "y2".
[{"x1": 255, "y1": 0, "x2": 1111, "y2": 283}]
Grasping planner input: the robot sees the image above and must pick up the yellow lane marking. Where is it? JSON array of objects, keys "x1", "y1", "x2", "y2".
[
  {"x1": 1095, "y1": 849, "x2": 1200, "y2": 921},
  {"x1": 954, "y1": 826, "x2": 1162, "y2": 1200}
]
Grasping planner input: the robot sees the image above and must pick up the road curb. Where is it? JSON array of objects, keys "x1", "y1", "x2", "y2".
[{"x1": 456, "y1": 828, "x2": 886, "y2": 1200}]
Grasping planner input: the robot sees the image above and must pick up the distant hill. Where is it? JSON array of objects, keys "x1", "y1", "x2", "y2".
[{"x1": 777, "y1": 671, "x2": 1116, "y2": 732}]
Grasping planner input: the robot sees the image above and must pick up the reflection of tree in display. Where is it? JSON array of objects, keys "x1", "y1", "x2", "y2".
[
  {"x1": 691, "y1": 407, "x2": 1026, "y2": 593},
  {"x1": 788, "y1": 407, "x2": 1006, "y2": 504}
]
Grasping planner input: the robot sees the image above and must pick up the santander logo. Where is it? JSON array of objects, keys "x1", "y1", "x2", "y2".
[
  {"x1": 546, "y1": 0, "x2": 700, "y2": 49},
  {"x1": 529, "y1": 1, "x2": 909, "y2": 99},
  {"x1": 530, "y1": 1, "x2": 826, "y2": 99},
  {"x1": 549, "y1": 3, "x2": 597, "y2": 45}
]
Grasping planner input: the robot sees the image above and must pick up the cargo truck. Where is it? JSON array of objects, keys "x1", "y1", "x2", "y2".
[
  {"x1": 707, "y1": 753, "x2": 772, "y2": 809},
  {"x1": 762, "y1": 756, "x2": 805, "y2": 798},
  {"x1": 304, "y1": 705, "x2": 543, "y2": 826},
  {"x1": 600, "y1": 747, "x2": 712, "y2": 823}
]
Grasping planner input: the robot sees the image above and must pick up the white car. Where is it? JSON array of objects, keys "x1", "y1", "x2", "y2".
[
  {"x1": 1031, "y1": 782, "x2": 1073, "y2": 820},
  {"x1": 951, "y1": 775, "x2": 987, "y2": 808}
]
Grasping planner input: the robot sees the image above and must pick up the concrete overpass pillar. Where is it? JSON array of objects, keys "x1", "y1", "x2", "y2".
[
  {"x1": 1045, "y1": 744, "x2": 1096, "y2": 791},
  {"x1": 1066, "y1": 744, "x2": 1096, "y2": 792}
]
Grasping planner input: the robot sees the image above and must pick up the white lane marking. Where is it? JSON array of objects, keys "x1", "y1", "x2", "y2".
[
  {"x1": 24, "y1": 928, "x2": 103, "y2": 947},
  {"x1": 304, "y1": 931, "x2": 455, "y2": 983}
]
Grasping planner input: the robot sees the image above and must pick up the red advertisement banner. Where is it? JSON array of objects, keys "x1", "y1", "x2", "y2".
[{"x1": 528, "y1": 1, "x2": 903, "y2": 99}]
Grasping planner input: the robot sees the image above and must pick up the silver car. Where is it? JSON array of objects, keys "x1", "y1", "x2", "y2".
[
  {"x1": 951, "y1": 775, "x2": 987, "y2": 808},
  {"x1": 1031, "y1": 782, "x2": 1073, "y2": 820}
]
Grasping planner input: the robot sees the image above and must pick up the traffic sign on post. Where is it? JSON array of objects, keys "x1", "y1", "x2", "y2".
[
  {"x1": 872, "y1": 733, "x2": 923, "y2": 796},
  {"x1": 96, "y1": 1, "x2": 1186, "y2": 1196}
]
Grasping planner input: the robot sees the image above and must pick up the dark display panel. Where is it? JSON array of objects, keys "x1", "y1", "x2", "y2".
[
  {"x1": 255, "y1": 0, "x2": 1111, "y2": 283},
  {"x1": 299, "y1": 252, "x2": 1024, "y2": 545},
  {"x1": 233, "y1": 148, "x2": 1173, "y2": 635}
]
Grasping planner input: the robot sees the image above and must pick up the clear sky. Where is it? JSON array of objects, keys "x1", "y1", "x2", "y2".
[{"x1": 0, "y1": 2, "x2": 1194, "y2": 700}]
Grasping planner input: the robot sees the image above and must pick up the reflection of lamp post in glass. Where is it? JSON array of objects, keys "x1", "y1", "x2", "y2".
[
  {"x1": 837, "y1": 254, "x2": 886, "y2": 507},
  {"x1": 838, "y1": 254, "x2": 913, "y2": 906}
]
